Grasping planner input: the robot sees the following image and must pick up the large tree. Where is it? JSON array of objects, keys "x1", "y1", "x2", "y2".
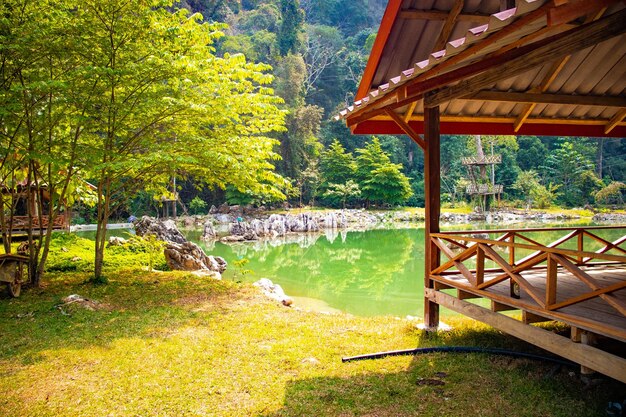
[
  {"x1": 355, "y1": 138, "x2": 412, "y2": 206},
  {"x1": 2, "y1": 0, "x2": 287, "y2": 282},
  {"x1": 0, "y1": 0, "x2": 98, "y2": 285},
  {"x1": 73, "y1": 0, "x2": 286, "y2": 279}
]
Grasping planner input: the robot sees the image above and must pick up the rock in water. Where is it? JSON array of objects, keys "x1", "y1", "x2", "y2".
[
  {"x1": 228, "y1": 221, "x2": 258, "y2": 240},
  {"x1": 164, "y1": 241, "x2": 227, "y2": 276},
  {"x1": 201, "y1": 221, "x2": 216, "y2": 241},
  {"x1": 134, "y1": 216, "x2": 187, "y2": 244}
]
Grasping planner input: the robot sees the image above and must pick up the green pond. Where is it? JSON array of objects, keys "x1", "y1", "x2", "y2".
[{"x1": 183, "y1": 223, "x2": 622, "y2": 318}]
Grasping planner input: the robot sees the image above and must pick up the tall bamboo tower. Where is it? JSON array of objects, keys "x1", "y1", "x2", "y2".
[{"x1": 462, "y1": 135, "x2": 503, "y2": 211}]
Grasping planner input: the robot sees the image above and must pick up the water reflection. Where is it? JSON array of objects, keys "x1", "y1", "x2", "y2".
[
  {"x1": 184, "y1": 223, "x2": 624, "y2": 317},
  {"x1": 187, "y1": 228, "x2": 425, "y2": 317}
]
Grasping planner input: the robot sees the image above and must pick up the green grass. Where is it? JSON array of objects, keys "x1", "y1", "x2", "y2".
[{"x1": 1, "y1": 270, "x2": 623, "y2": 417}]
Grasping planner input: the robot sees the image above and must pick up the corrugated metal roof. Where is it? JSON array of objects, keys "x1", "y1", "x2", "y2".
[{"x1": 340, "y1": 0, "x2": 626, "y2": 137}]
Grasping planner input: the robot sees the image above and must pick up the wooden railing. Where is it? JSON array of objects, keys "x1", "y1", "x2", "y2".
[
  {"x1": 6, "y1": 214, "x2": 68, "y2": 232},
  {"x1": 465, "y1": 184, "x2": 503, "y2": 195},
  {"x1": 461, "y1": 155, "x2": 502, "y2": 165},
  {"x1": 429, "y1": 226, "x2": 626, "y2": 317}
]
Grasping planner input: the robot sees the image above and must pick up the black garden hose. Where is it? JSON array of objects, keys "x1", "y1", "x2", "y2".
[{"x1": 342, "y1": 346, "x2": 577, "y2": 367}]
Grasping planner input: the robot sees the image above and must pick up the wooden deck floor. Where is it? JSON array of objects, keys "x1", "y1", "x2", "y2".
[{"x1": 431, "y1": 265, "x2": 626, "y2": 343}]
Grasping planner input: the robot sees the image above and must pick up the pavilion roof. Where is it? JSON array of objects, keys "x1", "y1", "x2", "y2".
[{"x1": 339, "y1": 0, "x2": 626, "y2": 137}]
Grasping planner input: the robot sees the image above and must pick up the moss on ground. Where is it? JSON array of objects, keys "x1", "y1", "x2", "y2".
[{"x1": 0, "y1": 269, "x2": 623, "y2": 417}]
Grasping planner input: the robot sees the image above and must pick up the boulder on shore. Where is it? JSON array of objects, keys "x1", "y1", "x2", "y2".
[
  {"x1": 134, "y1": 216, "x2": 186, "y2": 244},
  {"x1": 164, "y1": 241, "x2": 227, "y2": 277},
  {"x1": 135, "y1": 216, "x2": 227, "y2": 277},
  {"x1": 254, "y1": 278, "x2": 293, "y2": 306}
]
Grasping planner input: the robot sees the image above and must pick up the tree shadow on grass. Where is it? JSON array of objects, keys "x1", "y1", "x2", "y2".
[
  {"x1": 264, "y1": 327, "x2": 626, "y2": 417},
  {"x1": 0, "y1": 270, "x2": 242, "y2": 366}
]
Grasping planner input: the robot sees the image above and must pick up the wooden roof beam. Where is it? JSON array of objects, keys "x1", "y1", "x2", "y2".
[
  {"x1": 423, "y1": 9, "x2": 626, "y2": 109},
  {"x1": 346, "y1": 3, "x2": 556, "y2": 125},
  {"x1": 513, "y1": 7, "x2": 606, "y2": 131},
  {"x1": 347, "y1": 7, "x2": 621, "y2": 128},
  {"x1": 399, "y1": 8, "x2": 491, "y2": 24},
  {"x1": 411, "y1": 2, "x2": 558, "y2": 84},
  {"x1": 547, "y1": 0, "x2": 619, "y2": 26},
  {"x1": 605, "y1": 109, "x2": 626, "y2": 134},
  {"x1": 403, "y1": 101, "x2": 418, "y2": 122},
  {"x1": 386, "y1": 110, "x2": 426, "y2": 150},
  {"x1": 432, "y1": 0, "x2": 465, "y2": 53},
  {"x1": 467, "y1": 91, "x2": 626, "y2": 107},
  {"x1": 513, "y1": 56, "x2": 570, "y2": 131},
  {"x1": 355, "y1": 0, "x2": 403, "y2": 100},
  {"x1": 370, "y1": 114, "x2": 622, "y2": 127}
]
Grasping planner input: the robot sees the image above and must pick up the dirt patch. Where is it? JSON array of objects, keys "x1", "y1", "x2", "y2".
[{"x1": 55, "y1": 295, "x2": 111, "y2": 315}]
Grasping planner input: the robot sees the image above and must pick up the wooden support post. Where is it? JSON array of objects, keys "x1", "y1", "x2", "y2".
[
  {"x1": 546, "y1": 254, "x2": 558, "y2": 306},
  {"x1": 507, "y1": 233, "x2": 520, "y2": 299},
  {"x1": 523, "y1": 311, "x2": 552, "y2": 324},
  {"x1": 580, "y1": 331, "x2": 597, "y2": 376},
  {"x1": 458, "y1": 289, "x2": 481, "y2": 300},
  {"x1": 424, "y1": 104, "x2": 441, "y2": 329},
  {"x1": 571, "y1": 326, "x2": 583, "y2": 343},
  {"x1": 476, "y1": 245, "x2": 485, "y2": 286},
  {"x1": 577, "y1": 232, "x2": 584, "y2": 264},
  {"x1": 507, "y1": 234, "x2": 515, "y2": 262},
  {"x1": 492, "y1": 301, "x2": 518, "y2": 312},
  {"x1": 434, "y1": 281, "x2": 454, "y2": 290}
]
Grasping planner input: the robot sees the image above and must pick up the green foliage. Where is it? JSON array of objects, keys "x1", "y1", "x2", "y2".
[
  {"x1": 274, "y1": 54, "x2": 307, "y2": 106},
  {"x1": 232, "y1": 258, "x2": 252, "y2": 280},
  {"x1": 595, "y1": 181, "x2": 625, "y2": 205},
  {"x1": 126, "y1": 234, "x2": 167, "y2": 272},
  {"x1": 355, "y1": 137, "x2": 391, "y2": 184},
  {"x1": 278, "y1": 0, "x2": 305, "y2": 55},
  {"x1": 517, "y1": 136, "x2": 548, "y2": 171},
  {"x1": 576, "y1": 170, "x2": 603, "y2": 206},
  {"x1": 188, "y1": 196, "x2": 208, "y2": 215},
  {"x1": 1, "y1": 0, "x2": 288, "y2": 280},
  {"x1": 356, "y1": 138, "x2": 412, "y2": 206},
  {"x1": 512, "y1": 170, "x2": 541, "y2": 209},
  {"x1": 361, "y1": 164, "x2": 413, "y2": 206},
  {"x1": 530, "y1": 183, "x2": 560, "y2": 209},
  {"x1": 225, "y1": 186, "x2": 256, "y2": 206},
  {"x1": 279, "y1": 104, "x2": 323, "y2": 179},
  {"x1": 541, "y1": 142, "x2": 595, "y2": 207},
  {"x1": 320, "y1": 140, "x2": 356, "y2": 186},
  {"x1": 323, "y1": 180, "x2": 360, "y2": 208}
]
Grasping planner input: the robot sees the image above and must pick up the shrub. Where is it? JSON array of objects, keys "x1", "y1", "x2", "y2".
[
  {"x1": 595, "y1": 182, "x2": 625, "y2": 206},
  {"x1": 189, "y1": 196, "x2": 208, "y2": 215}
]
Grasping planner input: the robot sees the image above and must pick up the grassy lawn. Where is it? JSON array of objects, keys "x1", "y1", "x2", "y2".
[{"x1": 1, "y1": 270, "x2": 623, "y2": 417}]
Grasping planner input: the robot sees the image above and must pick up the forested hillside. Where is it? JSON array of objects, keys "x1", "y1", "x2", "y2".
[{"x1": 170, "y1": 0, "x2": 625, "y2": 213}]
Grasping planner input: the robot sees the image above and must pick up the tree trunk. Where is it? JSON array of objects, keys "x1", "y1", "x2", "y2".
[
  {"x1": 596, "y1": 137, "x2": 604, "y2": 179},
  {"x1": 475, "y1": 135, "x2": 487, "y2": 180},
  {"x1": 0, "y1": 192, "x2": 11, "y2": 254},
  {"x1": 94, "y1": 178, "x2": 110, "y2": 280}
]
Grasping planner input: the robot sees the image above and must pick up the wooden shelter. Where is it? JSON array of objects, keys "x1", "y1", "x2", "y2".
[
  {"x1": 1, "y1": 182, "x2": 69, "y2": 234},
  {"x1": 339, "y1": 0, "x2": 626, "y2": 382}
]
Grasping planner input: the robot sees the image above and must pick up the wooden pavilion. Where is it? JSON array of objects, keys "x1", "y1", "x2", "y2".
[
  {"x1": 1, "y1": 181, "x2": 69, "y2": 235},
  {"x1": 339, "y1": 0, "x2": 626, "y2": 382}
]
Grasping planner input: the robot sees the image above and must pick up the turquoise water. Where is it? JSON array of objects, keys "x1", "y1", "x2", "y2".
[
  {"x1": 191, "y1": 228, "x2": 426, "y2": 317},
  {"x1": 186, "y1": 223, "x2": 623, "y2": 317},
  {"x1": 75, "y1": 223, "x2": 623, "y2": 317}
]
